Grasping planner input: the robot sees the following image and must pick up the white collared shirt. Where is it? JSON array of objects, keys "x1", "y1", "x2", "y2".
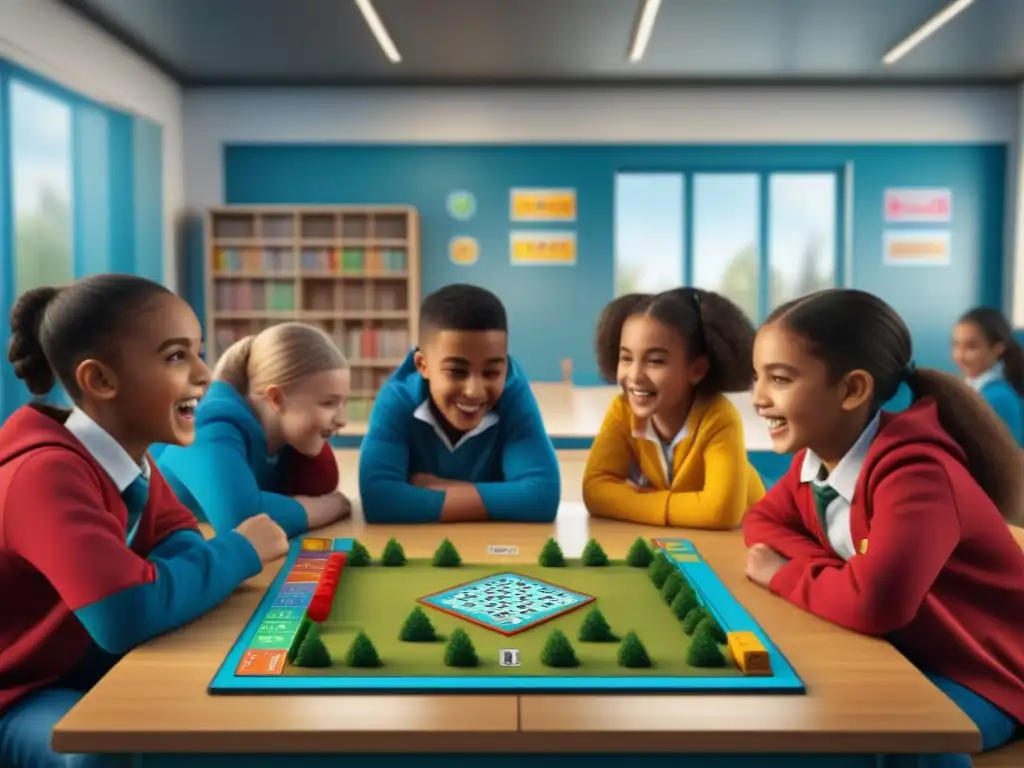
[
  {"x1": 966, "y1": 362, "x2": 1004, "y2": 393},
  {"x1": 632, "y1": 418, "x2": 690, "y2": 485},
  {"x1": 413, "y1": 400, "x2": 499, "y2": 452},
  {"x1": 799, "y1": 411, "x2": 881, "y2": 561},
  {"x1": 64, "y1": 407, "x2": 149, "y2": 492}
]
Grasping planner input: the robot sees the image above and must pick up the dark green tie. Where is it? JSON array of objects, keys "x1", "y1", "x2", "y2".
[
  {"x1": 810, "y1": 481, "x2": 840, "y2": 530},
  {"x1": 122, "y1": 474, "x2": 150, "y2": 545}
]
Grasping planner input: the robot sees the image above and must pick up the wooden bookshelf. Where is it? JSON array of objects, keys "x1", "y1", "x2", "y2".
[{"x1": 204, "y1": 205, "x2": 421, "y2": 421}]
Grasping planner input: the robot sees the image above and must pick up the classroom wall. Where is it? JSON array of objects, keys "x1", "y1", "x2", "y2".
[
  {"x1": 184, "y1": 87, "x2": 1017, "y2": 385},
  {"x1": 0, "y1": 0, "x2": 184, "y2": 290}
]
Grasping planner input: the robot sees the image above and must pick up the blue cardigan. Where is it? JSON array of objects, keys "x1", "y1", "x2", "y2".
[
  {"x1": 975, "y1": 369, "x2": 1024, "y2": 447},
  {"x1": 358, "y1": 351, "x2": 560, "y2": 523},
  {"x1": 156, "y1": 382, "x2": 310, "y2": 536}
]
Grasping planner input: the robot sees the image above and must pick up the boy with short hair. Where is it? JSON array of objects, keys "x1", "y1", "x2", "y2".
[{"x1": 358, "y1": 284, "x2": 560, "y2": 523}]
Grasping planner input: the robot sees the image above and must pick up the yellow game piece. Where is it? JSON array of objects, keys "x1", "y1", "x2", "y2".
[
  {"x1": 727, "y1": 631, "x2": 772, "y2": 675},
  {"x1": 301, "y1": 537, "x2": 333, "y2": 551}
]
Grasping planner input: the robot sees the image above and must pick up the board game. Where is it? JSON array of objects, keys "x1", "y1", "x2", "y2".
[{"x1": 209, "y1": 535, "x2": 805, "y2": 693}]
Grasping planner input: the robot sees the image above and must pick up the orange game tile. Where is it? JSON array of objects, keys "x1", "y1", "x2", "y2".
[
  {"x1": 236, "y1": 649, "x2": 286, "y2": 676},
  {"x1": 285, "y1": 571, "x2": 323, "y2": 583}
]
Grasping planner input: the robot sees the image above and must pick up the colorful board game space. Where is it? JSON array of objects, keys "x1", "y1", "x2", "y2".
[{"x1": 211, "y1": 535, "x2": 803, "y2": 694}]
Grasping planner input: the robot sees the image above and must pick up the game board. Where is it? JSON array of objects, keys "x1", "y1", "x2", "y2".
[{"x1": 209, "y1": 536, "x2": 805, "y2": 693}]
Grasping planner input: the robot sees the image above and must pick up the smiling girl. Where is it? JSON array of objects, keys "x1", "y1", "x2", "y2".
[
  {"x1": 158, "y1": 322, "x2": 352, "y2": 537},
  {"x1": 583, "y1": 287, "x2": 765, "y2": 529},
  {"x1": 743, "y1": 289, "x2": 1024, "y2": 766}
]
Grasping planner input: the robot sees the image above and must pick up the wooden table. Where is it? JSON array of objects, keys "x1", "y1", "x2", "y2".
[{"x1": 53, "y1": 502, "x2": 981, "y2": 765}]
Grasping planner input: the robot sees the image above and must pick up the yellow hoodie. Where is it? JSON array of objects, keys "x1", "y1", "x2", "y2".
[{"x1": 582, "y1": 393, "x2": 765, "y2": 529}]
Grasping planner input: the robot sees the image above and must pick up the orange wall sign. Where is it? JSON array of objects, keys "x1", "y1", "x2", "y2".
[
  {"x1": 510, "y1": 188, "x2": 576, "y2": 222},
  {"x1": 509, "y1": 231, "x2": 576, "y2": 266}
]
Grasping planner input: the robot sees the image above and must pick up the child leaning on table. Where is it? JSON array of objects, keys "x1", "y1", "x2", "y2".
[
  {"x1": 742, "y1": 288, "x2": 1024, "y2": 766},
  {"x1": 0, "y1": 275, "x2": 288, "y2": 768},
  {"x1": 158, "y1": 321, "x2": 352, "y2": 537},
  {"x1": 582, "y1": 287, "x2": 765, "y2": 529}
]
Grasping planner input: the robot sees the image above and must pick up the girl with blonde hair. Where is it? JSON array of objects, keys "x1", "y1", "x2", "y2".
[{"x1": 159, "y1": 322, "x2": 352, "y2": 535}]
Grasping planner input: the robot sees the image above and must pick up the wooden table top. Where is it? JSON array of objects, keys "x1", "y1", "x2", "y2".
[{"x1": 53, "y1": 502, "x2": 985, "y2": 755}]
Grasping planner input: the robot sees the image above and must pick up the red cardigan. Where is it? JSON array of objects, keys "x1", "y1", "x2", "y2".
[{"x1": 743, "y1": 398, "x2": 1024, "y2": 725}]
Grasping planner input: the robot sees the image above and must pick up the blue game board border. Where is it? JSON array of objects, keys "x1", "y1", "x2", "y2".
[{"x1": 208, "y1": 537, "x2": 806, "y2": 694}]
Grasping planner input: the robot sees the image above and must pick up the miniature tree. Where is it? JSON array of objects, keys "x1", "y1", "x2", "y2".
[
  {"x1": 670, "y1": 585, "x2": 699, "y2": 621},
  {"x1": 581, "y1": 538, "x2": 609, "y2": 566},
  {"x1": 617, "y1": 630, "x2": 652, "y2": 668},
  {"x1": 659, "y1": 571, "x2": 684, "y2": 604},
  {"x1": 682, "y1": 605, "x2": 710, "y2": 635},
  {"x1": 538, "y1": 537, "x2": 565, "y2": 567},
  {"x1": 432, "y1": 538, "x2": 462, "y2": 567},
  {"x1": 399, "y1": 606, "x2": 438, "y2": 642},
  {"x1": 287, "y1": 615, "x2": 313, "y2": 662},
  {"x1": 578, "y1": 607, "x2": 617, "y2": 642},
  {"x1": 345, "y1": 631, "x2": 382, "y2": 667},
  {"x1": 697, "y1": 615, "x2": 727, "y2": 644},
  {"x1": 540, "y1": 629, "x2": 579, "y2": 667},
  {"x1": 648, "y1": 550, "x2": 674, "y2": 588},
  {"x1": 686, "y1": 620, "x2": 726, "y2": 667},
  {"x1": 625, "y1": 537, "x2": 654, "y2": 567},
  {"x1": 380, "y1": 537, "x2": 406, "y2": 567},
  {"x1": 444, "y1": 628, "x2": 479, "y2": 667},
  {"x1": 347, "y1": 539, "x2": 371, "y2": 566},
  {"x1": 293, "y1": 622, "x2": 332, "y2": 668}
]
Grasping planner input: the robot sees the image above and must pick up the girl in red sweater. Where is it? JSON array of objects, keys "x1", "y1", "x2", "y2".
[{"x1": 744, "y1": 289, "x2": 1023, "y2": 766}]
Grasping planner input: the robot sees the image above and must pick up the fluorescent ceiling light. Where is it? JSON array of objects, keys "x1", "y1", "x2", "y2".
[
  {"x1": 882, "y1": 0, "x2": 974, "y2": 66},
  {"x1": 629, "y1": 0, "x2": 662, "y2": 63},
  {"x1": 355, "y1": 0, "x2": 401, "y2": 63}
]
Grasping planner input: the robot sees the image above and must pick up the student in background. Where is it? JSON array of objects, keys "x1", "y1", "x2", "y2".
[
  {"x1": 0, "y1": 275, "x2": 288, "y2": 768},
  {"x1": 952, "y1": 306, "x2": 1024, "y2": 446},
  {"x1": 158, "y1": 322, "x2": 352, "y2": 538},
  {"x1": 583, "y1": 287, "x2": 764, "y2": 528},
  {"x1": 359, "y1": 283, "x2": 560, "y2": 523},
  {"x1": 744, "y1": 289, "x2": 1024, "y2": 767}
]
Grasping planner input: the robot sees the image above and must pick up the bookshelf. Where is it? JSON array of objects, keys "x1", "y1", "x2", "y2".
[{"x1": 204, "y1": 205, "x2": 421, "y2": 422}]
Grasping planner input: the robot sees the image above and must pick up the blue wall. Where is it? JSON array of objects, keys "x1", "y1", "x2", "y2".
[
  {"x1": 0, "y1": 58, "x2": 165, "y2": 417},
  {"x1": 222, "y1": 143, "x2": 1006, "y2": 386}
]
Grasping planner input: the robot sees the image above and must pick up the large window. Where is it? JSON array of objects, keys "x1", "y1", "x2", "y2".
[
  {"x1": 10, "y1": 79, "x2": 74, "y2": 295},
  {"x1": 613, "y1": 173, "x2": 684, "y2": 296},
  {"x1": 613, "y1": 169, "x2": 840, "y2": 322}
]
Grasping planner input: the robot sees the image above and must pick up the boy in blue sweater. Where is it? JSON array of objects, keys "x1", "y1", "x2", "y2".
[{"x1": 359, "y1": 284, "x2": 560, "y2": 523}]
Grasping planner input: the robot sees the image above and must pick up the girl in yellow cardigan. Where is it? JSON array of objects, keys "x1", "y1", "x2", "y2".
[{"x1": 583, "y1": 287, "x2": 764, "y2": 529}]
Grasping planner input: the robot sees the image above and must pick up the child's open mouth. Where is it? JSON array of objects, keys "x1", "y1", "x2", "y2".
[
  {"x1": 765, "y1": 416, "x2": 788, "y2": 436},
  {"x1": 628, "y1": 387, "x2": 656, "y2": 405},
  {"x1": 174, "y1": 398, "x2": 199, "y2": 421}
]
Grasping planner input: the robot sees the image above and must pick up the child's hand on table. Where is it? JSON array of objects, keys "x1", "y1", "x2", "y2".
[
  {"x1": 410, "y1": 473, "x2": 460, "y2": 490},
  {"x1": 298, "y1": 492, "x2": 352, "y2": 529},
  {"x1": 745, "y1": 543, "x2": 789, "y2": 588},
  {"x1": 235, "y1": 513, "x2": 289, "y2": 565}
]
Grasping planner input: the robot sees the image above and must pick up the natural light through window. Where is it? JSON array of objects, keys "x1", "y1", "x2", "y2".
[
  {"x1": 10, "y1": 79, "x2": 74, "y2": 295},
  {"x1": 768, "y1": 173, "x2": 837, "y2": 309},
  {"x1": 613, "y1": 173, "x2": 684, "y2": 296}
]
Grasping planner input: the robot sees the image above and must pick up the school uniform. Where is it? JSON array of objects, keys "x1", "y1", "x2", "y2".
[
  {"x1": 357, "y1": 350, "x2": 560, "y2": 523},
  {"x1": 0, "y1": 405, "x2": 261, "y2": 768},
  {"x1": 967, "y1": 362, "x2": 1024, "y2": 446},
  {"x1": 583, "y1": 393, "x2": 765, "y2": 528},
  {"x1": 743, "y1": 397, "x2": 1024, "y2": 758},
  {"x1": 157, "y1": 381, "x2": 340, "y2": 536}
]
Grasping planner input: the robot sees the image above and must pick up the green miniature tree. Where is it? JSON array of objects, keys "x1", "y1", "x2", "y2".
[
  {"x1": 577, "y1": 607, "x2": 617, "y2": 642},
  {"x1": 432, "y1": 538, "x2": 462, "y2": 567},
  {"x1": 347, "y1": 539, "x2": 371, "y2": 566},
  {"x1": 648, "y1": 550, "x2": 674, "y2": 588},
  {"x1": 697, "y1": 615, "x2": 727, "y2": 644},
  {"x1": 380, "y1": 537, "x2": 406, "y2": 567},
  {"x1": 538, "y1": 537, "x2": 565, "y2": 567},
  {"x1": 345, "y1": 631, "x2": 382, "y2": 667},
  {"x1": 682, "y1": 605, "x2": 710, "y2": 635},
  {"x1": 287, "y1": 615, "x2": 312, "y2": 662},
  {"x1": 670, "y1": 585, "x2": 699, "y2": 620},
  {"x1": 580, "y1": 538, "x2": 609, "y2": 566},
  {"x1": 444, "y1": 628, "x2": 479, "y2": 667},
  {"x1": 617, "y1": 631, "x2": 652, "y2": 668},
  {"x1": 625, "y1": 537, "x2": 654, "y2": 567},
  {"x1": 659, "y1": 571, "x2": 684, "y2": 604},
  {"x1": 399, "y1": 606, "x2": 438, "y2": 642},
  {"x1": 540, "y1": 628, "x2": 579, "y2": 667},
  {"x1": 293, "y1": 622, "x2": 332, "y2": 668},
  {"x1": 686, "y1": 620, "x2": 726, "y2": 667}
]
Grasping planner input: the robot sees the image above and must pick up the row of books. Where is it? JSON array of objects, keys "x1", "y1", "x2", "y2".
[
  {"x1": 303, "y1": 284, "x2": 408, "y2": 313},
  {"x1": 300, "y1": 248, "x2": 408, "y2": 273},
  {"x1": 350, "y1": 368, "x2": 393, "y2": 391},
  {"x1": 214, "y1": 281, "x2": 295, "y2": 312},
  {"x1": 212, "y1": 324, "x2": 410, "y2": 363},
  {"x1": 213, "y1": 248, "x2": 294, "y2": 273}
]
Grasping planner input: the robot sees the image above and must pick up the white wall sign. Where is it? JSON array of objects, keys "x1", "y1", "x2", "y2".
[
  {"x1": 883, "y1": 188, "x2": 952, "y2": 223},
  {"x1": 883, "y1": 229, "x2": 951, "y2": 266}
]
